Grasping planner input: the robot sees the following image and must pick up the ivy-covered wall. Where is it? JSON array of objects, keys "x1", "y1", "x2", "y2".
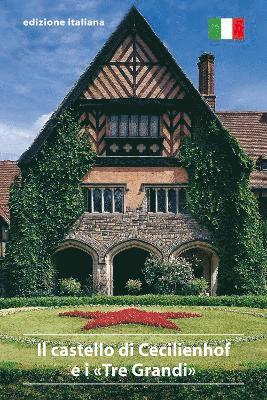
[
  {"x1": 181, "y1": 113, "x2": 266, "y2": 295},
  {"x1": 3, "y1": 110, "x2": 95, "y2": 296},
  {"x1": 262, "y1": 220, "x2": 267, "y2": 250},
  {"x1": 2, "y1": 107, "x2": 266, "y2": 296}
]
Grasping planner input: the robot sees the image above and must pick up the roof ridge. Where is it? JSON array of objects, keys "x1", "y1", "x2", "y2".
[
  {"x1": 217, "y1": 111, "x2": 267, "y2": 114},
  {"x1": 18, "y1": 6, "x2": 219, "y2": 166}
]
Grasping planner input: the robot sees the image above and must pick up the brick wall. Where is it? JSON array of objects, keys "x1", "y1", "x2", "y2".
[
  {"x1": 61, "y1": 209, "x2": 217, "y2": 295},
  {"x1": 67, "y1": 210, "x2": 210, "y2": 262}
]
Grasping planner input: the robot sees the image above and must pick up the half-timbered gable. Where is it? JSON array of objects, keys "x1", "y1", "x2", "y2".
[
  {"x1": 80, "y1": 108, "x2": 191, "y2": 157},
  {"x1": 82, "y1": 33, "x2": 186, "y2": 100},
  {"x1": 19, "y1": 7, "x2": 212, "y2": 166},
  {"x1": 78, "y1": 17, "x2": 192, "y2": 157}
]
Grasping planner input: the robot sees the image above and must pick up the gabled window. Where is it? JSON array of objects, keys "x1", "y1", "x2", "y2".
[
  {"x1": 84, "y1": 186, "x2": 124, "y2": 213},
  {"x1": 146, "y1": 186, "x2": 188, "y2": 214},
  {"x1": 109, "y1": 115, "x2": 160, "y2": 137}
]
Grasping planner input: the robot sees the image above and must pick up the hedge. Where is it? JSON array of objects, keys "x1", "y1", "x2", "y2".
[
  {"x1": 0, "y1": 295, "x2": 266, "y2": 309},
  {"x1": 0, "y1": 363, "x2": 266, "y2": 400}
]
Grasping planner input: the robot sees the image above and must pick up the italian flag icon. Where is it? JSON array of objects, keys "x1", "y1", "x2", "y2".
[{"x1": 209, "y1": 18, "x2": 245, "y2": 40}]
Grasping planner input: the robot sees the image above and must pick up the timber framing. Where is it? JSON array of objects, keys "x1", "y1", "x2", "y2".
[
  {"x1": 18, "y1": 6, "x2": 222, "y2": 166},
  {"x1": 94, "y1": 156, "x2": 182, "y2": 167},
  {"x1": 78, "y1": 98, "x2": 192, "y2": 113}
]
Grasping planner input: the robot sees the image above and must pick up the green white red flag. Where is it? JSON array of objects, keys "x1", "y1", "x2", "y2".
[{"x1": 209, "y1": 18, "x2": 245, "y2": 40}]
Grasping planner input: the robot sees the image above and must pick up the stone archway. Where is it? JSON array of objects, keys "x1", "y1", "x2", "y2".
[
  {"x1": 54, "y1": 239, "x2": 99, "y2": 292},
  {"x1": 170, "y1": 241, "x2": 219, "y2": 295},
  {"x1": 105, "y1": 239, "x2": 162, "y2": 295},
  {"x1": 113, "y1": 248, "x2": 150, "y2": 295}
]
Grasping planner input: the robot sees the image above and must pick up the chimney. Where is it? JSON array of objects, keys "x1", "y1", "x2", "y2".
[{"x1": 198, "y1": 53, "x2": 216, "y2": 111}]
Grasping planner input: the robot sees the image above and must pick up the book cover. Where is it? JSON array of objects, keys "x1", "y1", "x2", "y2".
[{"x1": 0, "y1": 1, "x2": 266, "y2": 399}]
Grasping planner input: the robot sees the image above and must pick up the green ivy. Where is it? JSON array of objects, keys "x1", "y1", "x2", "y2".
[
  {"x1": 2, "y1": 107, "x2": 266, "y2": 296},
  {"x1": 3, "y1": 110, "x2": 95, "y2": 296},
  {"x1": 261, "y1": 220, "x2": 267, "y2": 249},
  {"x1": 0, "y1": 365, "x2": 266, "y2": 400},
  {"x1": 0, "y1": 294, "x2": 266, "y2": 309},
  {"x1": 181, "y1": 114, "x2": 266, "y2": 294}
]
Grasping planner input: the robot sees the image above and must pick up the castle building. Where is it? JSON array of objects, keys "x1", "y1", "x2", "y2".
[{"x1": 1, "y1": 8, "x2": 266, "y2": 295}]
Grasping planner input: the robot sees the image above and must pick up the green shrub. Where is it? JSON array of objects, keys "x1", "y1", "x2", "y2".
[
  {"x1": 0, "y1": 267, "x2": 5, "y2": 298},
  {"x1": 261, "y1": 220, "x2": 267, "y2": 249},
  {"x1": 82, "y1": 275, "x2": 93, "y2": 296},
  {"x1": 0, "y1": 365, "x2": 266, "y2": 400},
  {"x1": 143, "y1": 257, "x2": 194, "y2": 295},
  {"x1": 187, "y1": 278, "x2": 209, "y2": 295},
  {"x1": 0, "y1": 294, "x2": 266, "y2": 309},
  {"x1": 58, "y1": 278, "x2": 81, "y2": 296},
  {"x1": 125, "y1": 279, "x2": 142, "y2": 295}
]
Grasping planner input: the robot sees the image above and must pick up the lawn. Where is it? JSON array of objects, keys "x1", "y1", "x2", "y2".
[{"x1": 0, "y1": 305, "x2": 266, "y2": 371}]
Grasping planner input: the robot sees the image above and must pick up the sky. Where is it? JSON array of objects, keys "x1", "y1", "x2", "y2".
[{"x1": 0, "y1": 0, "x2": 266, "y2": 159}]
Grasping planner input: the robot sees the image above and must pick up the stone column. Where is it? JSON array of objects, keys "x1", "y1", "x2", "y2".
[
  {"x1": 210, "y1": 253, "x2": 219, "y2": 295},
  {"x1": 94, "y1": 260, "x2": 110, "y2": 295}
]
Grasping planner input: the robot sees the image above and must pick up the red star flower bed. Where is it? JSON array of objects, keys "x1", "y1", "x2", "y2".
[{"x1": 59, "y1": 308, "x2": 202, "y2": 331}]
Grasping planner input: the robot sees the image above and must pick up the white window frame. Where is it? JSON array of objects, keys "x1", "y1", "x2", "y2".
[
  {"x1": 83, "y1": 185, "x2": 126, "y2": 214},
  {"x1": 145, "y1": 186, "x2": 188, "y2": 214},
  {"x1": 108, "y1": 114, "x2": 161, "y2": 138}
]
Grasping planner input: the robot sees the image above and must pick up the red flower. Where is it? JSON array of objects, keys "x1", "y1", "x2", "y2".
[{"x1": 59, "y1": 308, "x2": 202, "y2": 331}]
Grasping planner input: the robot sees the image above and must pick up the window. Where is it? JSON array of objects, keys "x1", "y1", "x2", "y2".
[
  {"x1": 257, "y1": 156, "x2": 267, "y2": 171},
  {"x1": 0, "y1": 223, "x2": 8, "y2": 258},
  {"x1": 109, "y1": 115, "x2": 160, "y2": 137},
  {"x1": 261, "y1": 160, "x2": 267, "y2": 171},
  {"x1": 146, "y1": 187, "x2": 187, "y2": 214},
  {"x1": 84, "y1": 187, "x2": 124, "y2": 213}
]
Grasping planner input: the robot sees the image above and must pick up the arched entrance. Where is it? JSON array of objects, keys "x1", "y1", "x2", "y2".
[
  {"x1": 55, "y1": 248, "x2": 93, "y2": 284},
  {"x1": 54, "y1": 240, "x2": 98, "y2": 293},
  {"x1": 113, "y1": 248, "x2": 150, "y2": 295},
  {"x1": 170, "y1": 241, "x2": 219, "y2": 295},
  {"x1": 106, "y1": 239, "x2": 162, "y2": 296}
]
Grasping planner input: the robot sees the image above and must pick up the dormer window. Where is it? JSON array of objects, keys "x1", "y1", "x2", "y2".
[
  {"x1": 257, "y1": 155, "x2": 267, "y2": 171},
  {"x1": 109, "y1": 115, "x2": 160, "y2": 137}
]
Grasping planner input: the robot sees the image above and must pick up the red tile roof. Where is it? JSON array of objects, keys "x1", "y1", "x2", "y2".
[
  {"x1": 217, "y1": 112, "x2": 267, "y2": 188},
  {"x1": 0, "y1": 161, "x2": 19, "y2": 223}
]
